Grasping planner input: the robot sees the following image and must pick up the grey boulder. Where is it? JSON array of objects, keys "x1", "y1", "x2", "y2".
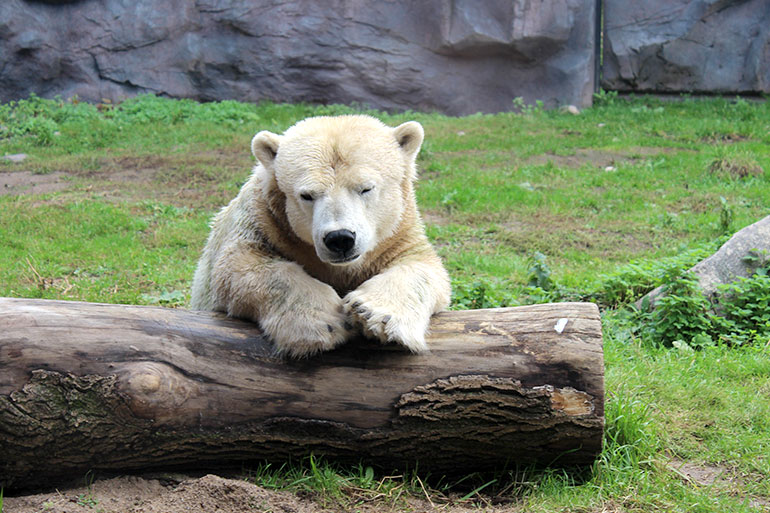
[{"x1": 638, "y1": 215, "x2": 770, "y2": 309}]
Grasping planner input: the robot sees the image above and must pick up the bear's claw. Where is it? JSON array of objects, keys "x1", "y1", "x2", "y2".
[{"x1": 342, "y1": 292, "x2": 429, "y2": 353}]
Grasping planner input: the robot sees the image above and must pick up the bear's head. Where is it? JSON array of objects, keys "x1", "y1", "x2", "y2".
[{"x1": 250, "y1": 115, "x2": 423, "y2": 266}]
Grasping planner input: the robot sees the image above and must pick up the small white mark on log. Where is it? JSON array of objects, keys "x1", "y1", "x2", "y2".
[{"x1": 554, "y1": 318, "x2": 569, "y2": 333}]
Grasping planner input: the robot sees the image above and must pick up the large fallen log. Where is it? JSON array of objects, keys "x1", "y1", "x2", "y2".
[{"x1": 0, "y1": 298, "x2": 604, "y2": 489}]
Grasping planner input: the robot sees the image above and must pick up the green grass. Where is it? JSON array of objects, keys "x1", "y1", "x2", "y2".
[
  {"x1": 0, "y1": 198, "x2": 206, "y2": 305},
  {"x1": 1, "y1": 93, "x2": 769, "y2": 511}
]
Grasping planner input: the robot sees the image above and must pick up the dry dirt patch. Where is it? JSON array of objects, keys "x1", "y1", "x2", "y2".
[
  {"x1": 671, "y1": 460, "x2": 730, "y2": 486},
  {"x1": 526, "y1": 147, "x2": 675, "y2": 169},
  {"x1": 3, "y1": 475, "x2": 318, "y2": 513},
  {"x1": 668, "y1": 459, "x2": 770, "y2": 509},
  {"x1": 0, "y1": 171, "x2": 69, "y2": 196},
  {"x1": 428, "y1": 146, "x2": 680, "y2": 177},
  {"x1": 422, "y1": 209, "x2": 656, "y2": 260},
  {"x1": 0, "y1": 150, "x2": 252, "y2": 207},
  {"x1": 3, "y1": 474, "x2": 514, "y2": 513}
]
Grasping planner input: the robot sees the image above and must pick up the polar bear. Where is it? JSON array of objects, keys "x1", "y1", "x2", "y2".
[{"x1": 190, "y1": 115, "x2": 450, "y2": 358}]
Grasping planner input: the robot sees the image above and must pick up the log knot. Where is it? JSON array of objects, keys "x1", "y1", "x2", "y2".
[{"x1": 118, "y1": 361, "x2": 200, "y2": 423}]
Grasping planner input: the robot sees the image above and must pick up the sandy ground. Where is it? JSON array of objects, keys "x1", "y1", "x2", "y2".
[
  {"x1": 3, "y1": 474, "x2": 510, "y2": 513},
  {"x1": 4, "y1": 474, "x2": 334, "y2": 513},
  {"x1": 0, "y1": 170, "x2": 69, "y2": 196}
]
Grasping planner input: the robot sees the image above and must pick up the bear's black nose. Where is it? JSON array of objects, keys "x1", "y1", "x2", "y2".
[{"x1": 323, "y1": 229, "x2": 356, "y2": 255}]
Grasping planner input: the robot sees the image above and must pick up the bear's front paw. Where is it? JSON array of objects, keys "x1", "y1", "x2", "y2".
[
  {"x1": 263, "y1": 310, "x2": 350, "y2": 359},
  {"x1": 261, "y1": 292, "x2": 352, "y2": 359},
  {"x1": 342, "y1": 289, "x2": 430, "y2": 353}
]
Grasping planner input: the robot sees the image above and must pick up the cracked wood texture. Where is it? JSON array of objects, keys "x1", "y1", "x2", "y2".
[{"x1": 0, "y1": 298, "x2": 604, "y2": 489}]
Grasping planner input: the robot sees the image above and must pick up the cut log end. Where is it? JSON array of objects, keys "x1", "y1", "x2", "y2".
[{"x1": 0, "y1": 298, "x2": 604, "y2": 490}]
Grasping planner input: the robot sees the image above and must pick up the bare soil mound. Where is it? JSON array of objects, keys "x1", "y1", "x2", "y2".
[
  {"x1": 5, "y1": 475, "x2": 337, "y2": 513},
  {"x1": 3, "y1": 474, "x2": 508, "y2": 513}
]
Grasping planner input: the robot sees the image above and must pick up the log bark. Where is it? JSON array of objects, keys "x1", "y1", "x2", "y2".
[{"x1": 0, "y1": 298, "x2": 604, "y2": 489}]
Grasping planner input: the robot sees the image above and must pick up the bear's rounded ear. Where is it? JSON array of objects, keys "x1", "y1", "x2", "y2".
[
  {"x1": 393, "y1": 121, "x2": 424, "y2": 160},
  {"x1": 251, "y1": 131, "x2": 282, "y2": 169}
]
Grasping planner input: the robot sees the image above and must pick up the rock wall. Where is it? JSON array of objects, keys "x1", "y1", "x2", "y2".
[
  {"x1": 0, "y1": 0, "x2": 597, "y2": 115},
  {"x1": 602, "y1": 0, "x2": 770, "y2": 93}
]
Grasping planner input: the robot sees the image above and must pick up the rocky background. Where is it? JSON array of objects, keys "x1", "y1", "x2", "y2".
[
  {"x1": 0, "y1": 0, "x2": 596, "y2": 115},
  {"x1": 0, "y1": 0, "x2": 768, "y2": 114},
  {"x1": 602, "y1": 0, "x2": 770, "y2": 94}
]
